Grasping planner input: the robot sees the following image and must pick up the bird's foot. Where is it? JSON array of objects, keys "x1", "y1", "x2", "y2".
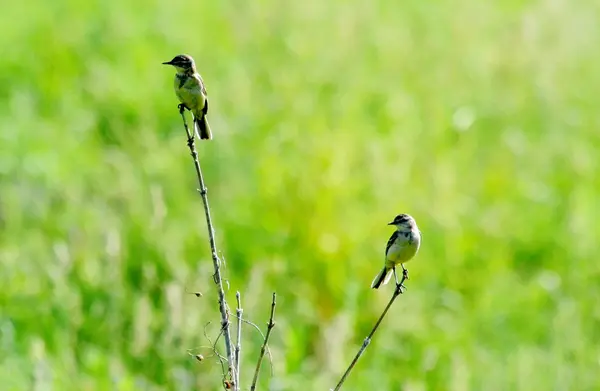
[
  {"x1": 394, "y1": 282, "x2": 407, "y2": 295},
  {"x1": 402, "y1": 265, "x2": 409, "y2": 280},
  {"x1": 178, "y1": 103, "x2": 187, "y2": 114}
]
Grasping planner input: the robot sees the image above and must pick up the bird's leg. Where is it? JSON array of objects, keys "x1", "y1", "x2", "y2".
[
  {"x1": 178, "y1": 103, "x2": 188, "y2": 114},
  {"x1": 393, "y1": 266, "x2": 406, "y2": 294},
  {"x1": 402, "y1": 263, "x2": 409, "y2": 280}
]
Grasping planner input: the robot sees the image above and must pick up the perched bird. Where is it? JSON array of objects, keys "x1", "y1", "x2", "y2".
[
  {"x1": 371, "y1": 214, "x2": 421, "y2": 289},
  {"x1": 162, "y1": 54, "x2": 212, "y2": 140}
]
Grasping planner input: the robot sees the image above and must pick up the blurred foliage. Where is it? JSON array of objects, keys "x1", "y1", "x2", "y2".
[{"x1": 1, "y1": 0, "x2": 600, "y2": 390}]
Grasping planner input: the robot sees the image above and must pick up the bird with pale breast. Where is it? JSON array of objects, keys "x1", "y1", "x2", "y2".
[
  {"x1": 163, "y1": 54, "x2": 212, "y2": 140},
  {"x1": 371, "y1": 213, "x2": 421, "y2": 289}
]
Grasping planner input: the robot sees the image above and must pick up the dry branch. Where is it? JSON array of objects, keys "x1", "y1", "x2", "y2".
[
  {"x1": 250, "y1": 292, "x2": 277, "y2": 391},
  {"x1": 179, "y1": 106, "x2": 236, "y2": 388},
  {"x1": 331, "y1": 268, "x2": 409, "y2": 390}
]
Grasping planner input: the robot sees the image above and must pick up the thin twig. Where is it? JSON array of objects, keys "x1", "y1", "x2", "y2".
[
  {"x1": 331, "y1": 268, "x2": 408, "y2": 391},
  {"x1": 179, "y1": 106, "x2": 235, "y2": 388},
  {"x1": 235, "y1": 292, "x2": 243, "y2": 391},
  {"x1": 230, "y1": 314, "x2": 274, "y2": 376},
  {"x1": 187, "y1": 346, "x2": 226, "y2": 363},
  {"x1": 203, "y1": 321, "x2": 227, "y2": 378},
  {"x1": 250, "y1": 293, "x2": 277, "y2": 391}
]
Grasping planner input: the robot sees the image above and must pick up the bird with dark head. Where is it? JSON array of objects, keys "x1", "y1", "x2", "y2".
[
  {"x1": 371, "y1": 213, "x2": 421, "y2": 289},
  {"x1": 163, "y1": 54, "x2": 212, "y2": 140}
]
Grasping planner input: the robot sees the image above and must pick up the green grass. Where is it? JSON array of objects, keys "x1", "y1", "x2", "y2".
[{"x1": 1, "y1": 0, "x2": 599, "y2": 389}]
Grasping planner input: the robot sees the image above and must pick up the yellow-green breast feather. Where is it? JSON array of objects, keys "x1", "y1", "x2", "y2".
[
  {"x1": 174, "y1": 73, "x2": 207, "y2": 117},
  {"x1": 385, "y1": 230, "x2": 420, "y2": 266}
]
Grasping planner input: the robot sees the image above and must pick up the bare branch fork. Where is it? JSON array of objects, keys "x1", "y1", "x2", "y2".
[
  {"x1": 331, "y1": 267, "x2": 409, "y2": 391},
  {"x1": 179, "y1": 106, "x2": 237, "y2": 389}
]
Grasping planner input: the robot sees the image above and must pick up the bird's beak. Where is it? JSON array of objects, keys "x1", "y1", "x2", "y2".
[
  {"x1": 162, "y1": 60, "x2": 173, "y2": 65},
  {"x1": 387, "y1": 221, "x2": 395, "y2": 225}
]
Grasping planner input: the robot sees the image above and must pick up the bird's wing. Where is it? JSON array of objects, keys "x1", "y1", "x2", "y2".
[
  {"x1": 195, "y1": 73, "x2": 208, "y2": 96},
  {"x1": 194, "y1": 73, "x2": 209, "y2": 115},
  {"x1": 385, "y1": 230, "x2": 399, "y2": 257}
]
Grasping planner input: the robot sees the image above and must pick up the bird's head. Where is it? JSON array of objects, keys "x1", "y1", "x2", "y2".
[
  {"x1": 162, "y1": 54, "x2": 196, "y2": 73},
  {"x1": 388, "y1": 213, "x2": 417, "y2": 231}
]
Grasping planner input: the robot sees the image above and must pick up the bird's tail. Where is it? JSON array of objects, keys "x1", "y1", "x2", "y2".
[
  {"x1": 194, "y1": 115, "x2": 212, "y2": 140},
  {"x1": 371, "y1": 266, "x2": 393, "y2": 289}
]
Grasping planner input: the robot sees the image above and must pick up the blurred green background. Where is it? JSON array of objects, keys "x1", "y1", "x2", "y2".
[{"x1": 1, "y1": 0, "x2": 599, "y2": 390}]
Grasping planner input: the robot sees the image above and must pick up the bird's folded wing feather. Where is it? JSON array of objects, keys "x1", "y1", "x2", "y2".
[
  {"x1": 385, "y1": 230, "x2": 399, "y2": 256},
  {"x1": 194, "y1": 74, "x2": 208, "y2": 96}
]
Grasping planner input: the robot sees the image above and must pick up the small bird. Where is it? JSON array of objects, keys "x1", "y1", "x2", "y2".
[
  {"x1": 371, "y1": 214, "x2": 421, "y2": 289},
  {"x1": 162, "y1": 54, "x2": 212, "y2": 140}
]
